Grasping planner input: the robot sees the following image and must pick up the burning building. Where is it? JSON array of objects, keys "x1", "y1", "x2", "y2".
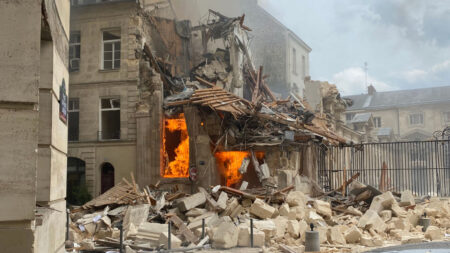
[{"x1": 67, "y1": 0, "x2": 348, "y2": 201}]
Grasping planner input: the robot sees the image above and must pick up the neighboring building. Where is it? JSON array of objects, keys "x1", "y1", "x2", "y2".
[
  {"x1": 150, "y1": 0, "x2": 312, "y2": 98},
  {"x1": 344, "y1": 85, "x2": 450, "y2": 142},
  {"x1": 0, "y1": 0, "x2": 70, "y2": 252}
]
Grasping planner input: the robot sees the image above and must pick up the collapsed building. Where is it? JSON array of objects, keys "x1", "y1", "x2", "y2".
[{"x1": 68, "y1": 0, "x2": 348, "y2": 200}]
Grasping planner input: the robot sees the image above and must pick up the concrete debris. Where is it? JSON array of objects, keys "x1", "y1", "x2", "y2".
[
  {"x1": 400, "y1": 190, "x2": 415, "y2": 207},
  {"x1": 69, "y1": 174, "x2": 449, "y2": 252}
]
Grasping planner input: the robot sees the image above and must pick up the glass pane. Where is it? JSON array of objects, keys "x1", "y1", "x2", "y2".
[
  {"x1": 114, "y1": 41, "x2": 121, "y2": 51},
  {"x1": 68, "y1": 112, "x2": 79, "y2": 141},
  {"x1": 104, "y1": 43, "x2": 112, "y2": 52},
  {"x1": 103, "y1": 60, "x2": 112, "y2": 70},
  {"x1": 114, "y1": 59, "x2": 120, "y2": 69},
  {"x1": 70, "y1": 32, "x2": 80, "y2": 43},
  {"x1": 114, "y1": 51, "x2": 120, "y2": 61},
  {"x1": 101, "y1": 98, "x2": 112, "y2": 109},
  {"x1": 111, "y1": 99, "x2": 120, "y2": 108},
  {"x1": 103, "y1": 30, "x2": 120, "y2": 41},
  {"x1": 104, "y1": 51, "x2": 112, "y2": 61}
]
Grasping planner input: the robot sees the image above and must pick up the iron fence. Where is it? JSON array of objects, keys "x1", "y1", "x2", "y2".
[{"x1": 318, "y1": 140, "x2": 450, "y2": 197}]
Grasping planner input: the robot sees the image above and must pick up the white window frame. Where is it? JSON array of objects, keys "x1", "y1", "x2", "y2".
[
  {"x1": 99, "y1": 97, "x2": 121, "y2": 140},
  {"x1": 69, "y1": 32, "x2": 81, "y2": 72},
  {"x1": 292, "y1": 48, "x2": 297, "y2": 75},
  {"x1": 373, "y1": 117, "x2": 381, "y2": 128},
  {"x1": 409, "y1": 113, "x2": 424, "y2": 125},
  {"x1": 101, "y1": 29, "x2": 121, "y2": 70}
]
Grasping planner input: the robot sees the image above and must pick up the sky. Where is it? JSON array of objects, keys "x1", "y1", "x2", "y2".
[{"x1": 258, "y1": 0, "x2": 450, "y2": 96}]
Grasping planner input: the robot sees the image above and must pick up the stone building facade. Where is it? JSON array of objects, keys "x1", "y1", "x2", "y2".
[
  {"x1": 343, "y1": 85, "x2": 450, "y2": 142},
  {"x1": 0, "y1": 0, "x2": 70, "y2": 252}
]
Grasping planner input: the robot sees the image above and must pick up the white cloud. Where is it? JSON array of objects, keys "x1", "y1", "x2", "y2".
[
  {"x1": 332, "y1": 67, "x2": 395, "y2": 95},
  {"x1": 402, "y1": 69, "x2": 428, "y2": 83},
  {"x1": 400, "y1": 59, "x2": 450, "y2": 83}
]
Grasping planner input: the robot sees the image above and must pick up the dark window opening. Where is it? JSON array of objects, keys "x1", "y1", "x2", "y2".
[
  {"x1": 68, "y1": 98, "x2": 79, "y2": 141},
  {"x1": 67, "y1": 157, "x2": 91, "y2": 205},
  {"x1": 69, "y1": 32, "x2": 80, "y2": 72},
  {"x1": 101, "y1": 162, "x2": 115, "y2": 194},
  {"x1": 100, "y1": 98, "x2": 120, "y2": 140}
]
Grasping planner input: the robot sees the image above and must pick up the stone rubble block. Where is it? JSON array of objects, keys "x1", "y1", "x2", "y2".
[
  {"x1": 279, "y1": 203, "x2": 290, "y2": 217},
  {"x1": 344, "y1": 225, "x2": 362, "y2": 244},
  {"x1": 273, "y1": 216, "x2": 288, "y2": 238},
  {"x1": 285, "y1": 191, "x2": 307, "y2": 207},
  {"x1": 250, "y1": 198, "x2": 276, "y2": 219},
  {"x1": 306, "y1": 210, "x2": 327, "y2": 227},
  {"x1": 253, "y1": 220, "x2": 276, "y2": 240},
  {"x1": 425, "y1": 226, "x2": 443, "y2": 241},
  {"x1": 313, "y1": 199, "x2": 332, "y2": 219},
  {"x1": 216, "y1": 191, "x2": 228, "y2": 211},
  {"x1": 237, "y1": 224, "x2": 265, "y2": 247},
  {"x1": 401, "y1": 234, "x2": 424, "y2": 244},
  {"x1": 400, "y1": 190, "x2": 415, "y2": 207},
  {"x1": 327, "y1": 226, "x2": 346, "y2": 245},
  {"x1": 212, "y1": 222, "x2": 239, "y2": 249},
  {"x1": 178, "y1": 192, "x2": 206, "y2": 212},
  {"x1": 369, "y1": 191, "x2": 396, "y2": 213},
  {"x1": 358, "y1": 210, "x2": 386, "y2": 233},
  {"x1": 380, "y1": 210, "x2": 392, "y2": 222},
  {"x1": 286, "y1": 220, "x2": 300, "y2": 238},
  {"x1": 158, "y1": 232, "x2": 182, "y2": 249}
]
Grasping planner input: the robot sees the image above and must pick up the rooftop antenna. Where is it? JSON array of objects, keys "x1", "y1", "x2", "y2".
[{"x1": 364, "y1": 62, "x2": 368, "y2": 92}]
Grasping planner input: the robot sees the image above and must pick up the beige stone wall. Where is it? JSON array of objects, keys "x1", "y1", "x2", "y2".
[
  {"x1": 70, "y1": 2, "x2": 139, "y2": 85},
  {"x1": 68, "y1": 143, "x2": 136, "y2": 197}
]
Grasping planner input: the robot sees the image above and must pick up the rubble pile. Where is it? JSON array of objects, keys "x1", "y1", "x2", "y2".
[{"x1": 67, "y1": 176, "x2": 450, "y2": 252}]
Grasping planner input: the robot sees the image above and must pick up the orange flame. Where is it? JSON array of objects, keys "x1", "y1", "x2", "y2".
[
  {"x1": 214, "y1": 151, "x2": 250, "y2": 187},
  {"x1": 162, "y1": 113, "x2": 189, "y2": 178}
]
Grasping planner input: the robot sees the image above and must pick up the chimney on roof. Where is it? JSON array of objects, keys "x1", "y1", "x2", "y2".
[{"x1": 368, "y1": 85, "x2": 376, "y2": 95}]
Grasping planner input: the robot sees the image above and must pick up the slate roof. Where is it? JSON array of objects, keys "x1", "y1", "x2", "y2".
[
  {"x1": 344, "y1": 85, "x2": 450, "y2": 111},
  {"x1": 351, "y1": 113, "x2": 372, "y2": 123}
]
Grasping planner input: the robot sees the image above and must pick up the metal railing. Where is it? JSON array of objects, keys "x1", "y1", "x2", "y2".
[{"x1": 318, "y1": 140, "x2": 450, "y2": 197}]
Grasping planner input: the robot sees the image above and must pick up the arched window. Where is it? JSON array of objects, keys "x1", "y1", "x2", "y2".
[{"x1": 100, "y1": 162, "x2": 115, "y2": 193}]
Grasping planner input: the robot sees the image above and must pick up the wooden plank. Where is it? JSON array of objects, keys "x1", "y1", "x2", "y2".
[
  {"x1": 195, "y1": 76, "x2": 217, "y2": 88},
  {"x1": 166, "y1": 214, "x2": 199, "y2": 244},
  {"x1": 166, "y1": 100, "x2": 192, "y2": 106},
  {"x1": 207, "y1": 98, "x2": 241, "y2": 107},
  {"x1": 192, "y1": 95, "x2": 233, "y2": 104}
]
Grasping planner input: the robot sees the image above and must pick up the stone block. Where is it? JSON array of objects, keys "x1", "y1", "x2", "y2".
[
  {"x1": 369, "y1": 191, "x2": 396, "y2": 213},
  {"x1": 401, "y1": 234, "x2": 424, "y2": 244},
  {"x1": 237, "y1": 225, "x2": 265, "y2": 247},
  {"x1": 279, "y1": 203, "x2": 290, "y2": 217},
  {"x1": 313, "y1": 200, "x2": 332, "y2": 219},
  {"x1": 298, "y1": 220, "x2": 308, "y2": 242},
  {"x1": 250, "y1": 198, "x2": 276, "y2": 219},
  {"x1": 273, "y1": 216, "x2": 288, "y2": 238},
  {"x1": 380, "y1": 210, "x2": 392, "y2": 222},
  {"x1": 286, "y1": 191, "x2": 307, "y2": 207},
  {"x1": 37, "y1": 146, "x2": 67, "y2": 202},
  {"x1": 159, "y1": 232, "x2": 181, "y2": 249},
  {"x1": 306, "y1": 210, "x2": 327, "y2": 227},
  {"x1": 400, "y1": 190, "x2": 415, "y2": 207},
  {"x1": 212, "y1": 222, "x2": 239, "y2": 249},
  {"x1": 287, "y1": 220, "x2": 300, "y2": 238},
  {"x1": 216, "y1": 191, "x2": 228, "y2": 211},
  {"x1": 123, "y1": 204, "x2": 150, "y2": 237},
  {"x1": 253, "y1": 220, "x2": 276, "y2": 240},
  {"x1": 358, "y1": 210, "x2": 386, "y2": 233},
  {"x1": 317, "y1": 226, "x2": 328, "y2": 244},
  {"x1": 391, "y1": 203, "x2": 407, "y2": 217},
  {"x1": 178, "y1": 192, "x2": 206, "y2": 212},
  {"x1": 394, "y1": 218, "x2": 411, "y2": 232},
  {"x1": 185, "y1": 208, "x2": 207, "y2": 217},
  {"x1": 425, "y1": 226, "x2": 443, "y2": 241},
  {"x1": 344, "y1": 225, "x2": 362, "y2": 243},
  {"x1": 327, "y1": 226, "x2": 346, "y2": 245}
]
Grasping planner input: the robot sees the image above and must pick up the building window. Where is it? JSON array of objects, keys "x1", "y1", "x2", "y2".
[
  {"x1": 373, "y1": 117, "x2": 381, "y2": 128},
  {"x1": 102, "y1": 30, "x2": 121, "y2": 70},
  {"x1": 444, "y1": 111, "x2": 450, "y2": 122},
  {"x1": 100, "y1": 98, "x2": 120, "y2": 140},
  {"x1": 346, "y1": 113, "x2": 355, "y2": 122},
  {"x1": 68, "y1": 98, "x2": 80, "y2": 141},
  {"x1": 69, "y1": 32, "x2": 81, "y2": 72},
  {"x1": 409, "y1": 113, "x2": 424, "y2": 125},
  {"x1": 292, "y1": 48, "x2": 297, "y2": 74},
  {"x1": 302, "y1": 55, "x2": 306, "y2": 77}
]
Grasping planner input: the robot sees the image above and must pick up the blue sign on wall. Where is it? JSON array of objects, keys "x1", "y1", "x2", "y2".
[{"x1": 60, "y1": 79, "x2": 67, "y2": 124}]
